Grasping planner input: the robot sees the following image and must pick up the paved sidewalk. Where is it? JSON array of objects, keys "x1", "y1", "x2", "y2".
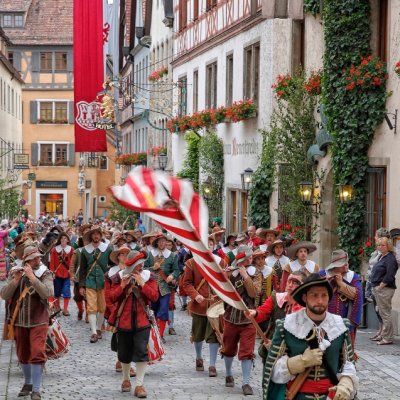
[{"x1": 1, "y1": 284, "x2": 400, "y2": 399}]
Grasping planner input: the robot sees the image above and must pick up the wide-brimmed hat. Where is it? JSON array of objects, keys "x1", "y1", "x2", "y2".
[
  {"x1": 142, "y1": 231, "x2": 159, "y2": 239},
  {"x1": 15, "y1": 238, "x2": 35, "y2": 259},
  {"x1": 83, "y1": 225, "x2": 103, "y2": 243},
  {"x1": 165, "y1": 234, "x2": 177, "y2": 252},
  {"x1": 153, "y1": 233, "x2": 169, "y2": 248},
  {"x1": 0, "y1": 219, "x2": 8, "y2": 228},
  {"x1": 252, "y1": 249, "x2": 266, "y2": 259},
  {"x1": 79, "y1": 224, "x2": 92, "y2": 236},
  {"x1": 325, "y1": 249, "x2": 349, "y2": 271},
  {"x1": 125, "y1": 250, "x2": 148, "y2": 269},
  {"x1": 124, "y1": 230, "x2": 138, "y2": 241},
  {"x1": 231, "y1": 245, "x2": 253, "y2": 268},
  {"x1": 224, "y1": 233, "x2": 237, "y2": 247},
  {"x1": 267, "y1": 239, "x2": 286, "y2": 255},
  {"x1": 292, "y1": 273, "x2": 333, "y2": 307},
  {"x1": 110, "y1": 246, "x2": 130, "y2": 265},
  {"x1": 287, "y1": 241, "x2": 317, "y2": 260},
  {"x1": 256, "y1": 228, "x2": 279, "y2": 240},
  {"x1": 23, "y1": 245, "x2": 42, "y2": 261},
  {"x1": 235, "y1": 232, "x2": 248, "y2": 244},
  {"x1": 112, "y1": 233, "x2": 126, "y2": 246},
  {"x1": 55, "y1": 232, "x2": 71, "y2": 246},
  {"x1": 389, "y1": 228, "x2": 400, "y2": 239}
]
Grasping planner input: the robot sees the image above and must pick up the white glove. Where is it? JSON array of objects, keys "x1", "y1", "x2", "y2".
[
  {"x1": 329, "y1": 376, "x2": 354, "y2": 400},
  {"x1": 287, "y1": 347, "x2": 323, "y2": 375}
]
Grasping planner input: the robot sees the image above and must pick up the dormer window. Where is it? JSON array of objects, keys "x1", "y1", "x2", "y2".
[{"x1": 0, "y1": 13, "x2": 24, "y2": 28}]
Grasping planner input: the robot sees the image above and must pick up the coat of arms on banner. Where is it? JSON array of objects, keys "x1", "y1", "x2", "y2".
[{"x1": 76, "y1": 101, "x2": 102, "y2": 131}]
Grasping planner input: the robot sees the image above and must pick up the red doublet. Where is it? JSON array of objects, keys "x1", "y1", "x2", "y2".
[
  {"x1": 49, "y1": 247, "x2": 73, "y2": 279},
  {"x1": 108, "y1": 276, "x2": 159, "y2": 330}
]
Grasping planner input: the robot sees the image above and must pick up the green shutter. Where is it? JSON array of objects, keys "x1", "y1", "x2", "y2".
[
  {"x1": 31, "y1": 143, "x2": 38, "y2": 166},
  {"x1": 68, "y1": 144, "x2": 76, "y2": 166},
  {"x1": 30, "y1": 101, "x2": 38, "y2": 123}
]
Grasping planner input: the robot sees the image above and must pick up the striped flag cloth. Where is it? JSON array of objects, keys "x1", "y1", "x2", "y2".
[{"x1": 110, "y1": 166, "x2": 247, "y2": 310}]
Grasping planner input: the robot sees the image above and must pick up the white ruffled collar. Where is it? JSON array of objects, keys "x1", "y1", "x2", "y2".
[
  {"x1": 290, "y1": 259, "x2": 316, "y2": 273},
  {"x1": 55, "y1": 245, "x2": 72, "y2": 254},
  {"x1": 108, "y1": 265, "x2": 121, "y2": 278},
  {"x1": 344, "y1": 270, "x2": 354, "y2": 283},
  {"x1": 284, "y1": 308, "x2": 347, "y2": 342},
  {"x1": 261, "y1": 264, "x2": 273, "y2": 278},
  {"x1": 232, "y1": 265, "x2": 257, "y2": 277},
  {"x1": 266, "y1": 255, "x2": 289, "y2": 268},
  {"x1": 118, "y1": 269, "x2": 150, "y2": 283},
  {"x1": 259, "y1": 244, "x2": 268, "y2": 252},
  {"x1": 276, "y1": 292, "x2": 289, "y2": 307},
  {"x1": 151, "y1": 248, "x2": 171, "y2": 258},
  {"x1": 34, "y1": 263, "x2": 48, "y2": 278},
  {"x1": 85, "y1": 241, "x2": 109, "y2": 253}
]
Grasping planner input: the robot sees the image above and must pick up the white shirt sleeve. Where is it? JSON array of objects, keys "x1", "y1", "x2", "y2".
[{"x1": 271, "y1": 355, "x2": 295, "y2": 384}]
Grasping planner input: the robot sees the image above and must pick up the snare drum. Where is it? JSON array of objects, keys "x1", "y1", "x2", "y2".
[
  {"x1": 45, "y1": 318, "x2": 71, "y2": 360},
  {"x1": 206, "y1": 300, "x2": 225, "y2": 344}
]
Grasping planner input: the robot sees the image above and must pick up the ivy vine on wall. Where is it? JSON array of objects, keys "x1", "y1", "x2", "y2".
[
  {"x1": 198, "y1": 129, "x2": 224, "y2": 222},
  {"x1": 322, "y1": 0, "x2": 387, "y2": 270},
  {"x1": 176, "y1": 131, "x2": 200, "y2": 191},
  {"x1": 249, "y1": 70, "x2": 318, "y2": 238},
  {"x1": 304, "y1": 0, "x2": 320, "y2": 16}
]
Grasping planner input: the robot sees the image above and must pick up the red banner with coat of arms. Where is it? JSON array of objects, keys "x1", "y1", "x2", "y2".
[{"x1": 73, "y1": 0, "x2": 107, "y2": 152}]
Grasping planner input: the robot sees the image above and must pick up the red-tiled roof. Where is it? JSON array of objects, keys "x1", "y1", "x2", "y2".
[
  {"x1": 3, "y1": 0, "x2": 72, "y2": 46},
  {"x1": 0, "y1": 0, "x2": 31, "y2": 12}
]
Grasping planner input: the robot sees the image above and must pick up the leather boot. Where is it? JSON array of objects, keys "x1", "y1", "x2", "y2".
[
  {"x1": 18, "y1": 384, "x2": 32, "y2": 397},
  {"x1": 134, "y1": 385, "x2": 147, "y2": 398},
  {"x1": 121, "y1": 379, "x2": 131, "y2": 392}
]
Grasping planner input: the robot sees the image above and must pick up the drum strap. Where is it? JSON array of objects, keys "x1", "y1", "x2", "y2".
[
  {"x1": 114, "y1": 286, "x2": 133, "y2": 331},
  {"x1": 8, "y1": 286, "x2": 30, "y2": 332},
  {"x1": 132, "y1": 286, "x2": 153, "y2": 322}
]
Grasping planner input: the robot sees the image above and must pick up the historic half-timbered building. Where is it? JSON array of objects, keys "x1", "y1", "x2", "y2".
[
  {"x1": 171, "y1": 0, "x2": 304, "y2": 233},
  {"x1": 0, "y1": 26, "x2": 23, "y2": 190},
  {"x1": 2, "y1": 0, "x2": 115, "y2": 220}
]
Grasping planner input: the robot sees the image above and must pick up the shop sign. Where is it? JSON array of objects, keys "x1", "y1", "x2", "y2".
[
  {"x1": 223, "y1": 138, "x2": 260, "y2": 156},
  {"x1": 95, "y1": 120, "x2": 116, "y2": 130},
  {"x1": 13, "y1": 153, "x2": 29, "y2": 169},
  {"x1": 36, "y1": 181, "x2": 68, "y2": 189}
]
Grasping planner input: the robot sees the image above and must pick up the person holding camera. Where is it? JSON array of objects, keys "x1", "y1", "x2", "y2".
[
  {"x1": 0, "y1": 245, "x2": 54, "y2": 400},
  {"x1": 108, "y1": 250, "x2": 159, "y2": 398}
]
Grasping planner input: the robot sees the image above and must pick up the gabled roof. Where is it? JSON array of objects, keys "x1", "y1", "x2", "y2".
[
  {"x1": 3, "y1": 0, "x2": 72, "y2": 46},
  {"x1": 0, "y1": 0, "x2": 32, "y2": 12},
  {"x1": 0, "y1": 52, "x2": 24, "y2": 83}
]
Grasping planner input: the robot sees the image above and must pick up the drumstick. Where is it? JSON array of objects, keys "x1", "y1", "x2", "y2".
[{"x1": 247, "y1": 313, "x2": 271, "y2": 348}]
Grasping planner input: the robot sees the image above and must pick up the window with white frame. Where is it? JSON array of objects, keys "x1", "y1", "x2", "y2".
[
  {"x1": 38, "y1": 101, "x2": 68, "y2": 124},
  {"x1": 38, "y1": 142, "x2": 69, "y2": 166}
]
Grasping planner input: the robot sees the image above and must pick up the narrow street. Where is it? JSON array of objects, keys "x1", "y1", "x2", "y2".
[{"x1": 1, "y1": 290, "x2": 400, "y2": 400}]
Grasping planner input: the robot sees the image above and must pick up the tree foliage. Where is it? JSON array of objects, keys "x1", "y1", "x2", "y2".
[
  {"x1": 108, "y1": 198, "x2": 138, "y2": 229},
  {"x1": 176, "y1": 131, "x2": 200, "y2": 191},
  {"x1": 0, "y1": 180, "x2": 21, "y2": 219}
]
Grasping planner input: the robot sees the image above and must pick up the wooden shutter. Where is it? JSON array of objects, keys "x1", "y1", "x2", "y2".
[
  {"x1": 31, "y1": 52, "x2": 40, "y2": 72},
  {"x1": 30, "y1": 101, "x2": 38, "y2": 123},
  {"x1": 13, "y1": 51, "x2": 22, "y2": 72},
  {"x1": 68, "y1": 144, "x2": 76, "y2": 166},
  {"x1": 67, "y1": 51, "x2": 73, "y2": 72},
  {"x1": 68, "y1": 101, "x2": 75, "y2": 124},
  {"x1": 31, "y1": 143, "x2": 38, "y2": 166}
]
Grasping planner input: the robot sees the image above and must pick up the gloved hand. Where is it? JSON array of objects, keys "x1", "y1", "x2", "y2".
[
  {"x1": 329, "y1": 376, "x2": 354, "y2": 400},
  {"x1": 287, "y1": 347, "x2": 323, "y2": 375}
]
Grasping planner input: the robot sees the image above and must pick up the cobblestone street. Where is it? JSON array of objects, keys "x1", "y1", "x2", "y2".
[{"x1": 1, "y1": 290, "x2": 400, "y2": 399}]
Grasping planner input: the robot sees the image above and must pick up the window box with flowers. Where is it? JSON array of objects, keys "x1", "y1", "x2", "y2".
[
  {"x1": 166, "y1": 99, "x2": 257, "y2": 133},
  {"x1": 148, "y1": 146, "x2": 167, "y2": 156},
  {"x1": 39, "y1": 160, "x2": 54, "y2": 166},
  {"x1": 116, "y1": 152, "x2": 147, "y2": 166},
  {"x1": 148, "y1": 66, "x2": 168, "y2": 82}
]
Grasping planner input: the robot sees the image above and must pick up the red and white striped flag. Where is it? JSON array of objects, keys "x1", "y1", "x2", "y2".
[{"x1": 110, "y1": 167, "x2": 247, "y2": 310}]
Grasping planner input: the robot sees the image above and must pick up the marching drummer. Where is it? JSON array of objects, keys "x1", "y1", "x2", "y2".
[
  {"x1": 182, "y1": 235, "x2": 227, "y2": 378},
  {"x1": 108, "y1": 250, "x2": 159, "y2": 398},
  {"x1": 0, "y1": 244, "x2": 54, "y2": 400},
  {"x1": 221, "y1": 245, "x2": 262, "y2": 396}
]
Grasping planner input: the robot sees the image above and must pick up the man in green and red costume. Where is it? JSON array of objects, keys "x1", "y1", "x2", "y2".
[
  {"x1": 263, "y1": 273, "x2": 358, "y2": 400},
  {"x1": 79, "y1": 225, "x2": 113, "y2": 343}
]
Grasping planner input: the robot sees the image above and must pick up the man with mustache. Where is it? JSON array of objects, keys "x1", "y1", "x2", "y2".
[{"x1": 263, "y1": 274, "x2": 358, "y2": 400}]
